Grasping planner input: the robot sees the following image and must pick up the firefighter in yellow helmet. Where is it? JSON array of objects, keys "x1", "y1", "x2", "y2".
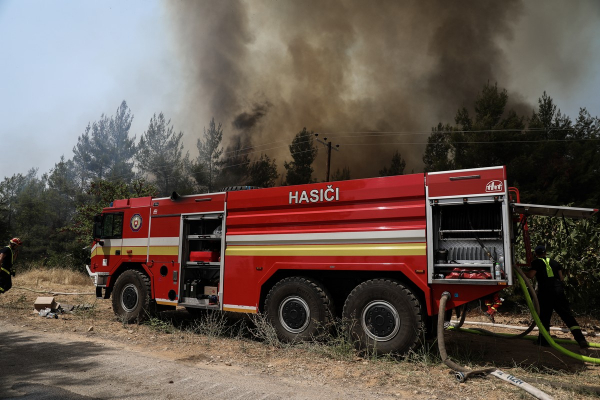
[{"x1": 0, "y1": 238, "x2": 23, "y2": 295}]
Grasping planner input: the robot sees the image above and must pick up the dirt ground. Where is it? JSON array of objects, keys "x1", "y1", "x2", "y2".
[{"x1": 2, "y1": 271, "x2": 600, "y2": 400}]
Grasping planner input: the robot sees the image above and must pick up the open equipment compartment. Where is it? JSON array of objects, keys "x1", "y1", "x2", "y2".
[
  {"x1": 429, "y1": 196, "x2": 509, "y2": 284},
  {"x1": 179, "y1": 212, "x2": 224, "y2": 308},
  {"x1": 425, "y1": 166, "x2": 514, "y2": 286}
]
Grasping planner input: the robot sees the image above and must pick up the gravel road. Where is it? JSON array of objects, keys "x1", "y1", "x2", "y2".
[{"x1": 0, "y1": 323, "x2": 398, "y2": 400}]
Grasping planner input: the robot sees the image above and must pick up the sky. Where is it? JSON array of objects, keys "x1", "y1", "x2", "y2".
[
  {"x1": 1, "y1": 0, "x2": 599, "y2": 180},
  {"x1": 0, "y1": 0, "x2": 182, "y2": 178}
]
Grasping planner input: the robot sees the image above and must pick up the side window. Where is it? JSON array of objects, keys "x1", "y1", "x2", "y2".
[{"x1": 100, "y1": 213, "x2": 124, "y2": 238}]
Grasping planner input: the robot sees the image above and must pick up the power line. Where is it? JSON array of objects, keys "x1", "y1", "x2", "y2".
[
  {"x1": 319, "y1": 127, "x2": 584, "y2": 135},
  {"x1": 4, "y1": 128, "x2": 599, "y2": 186}
]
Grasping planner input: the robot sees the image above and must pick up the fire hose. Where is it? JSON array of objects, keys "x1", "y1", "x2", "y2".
[
  {"x1": 438, "y1": 291, "x2": 554, "y2": 399},
  {"x1": 452, "y1": 266, "x2": 539, "y2": 340},
  {"x1": 438, "y1": 265, "x2": 600, "y2": 398}
]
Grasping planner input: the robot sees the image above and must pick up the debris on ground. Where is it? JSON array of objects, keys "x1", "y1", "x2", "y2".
[
  {"x1": 33, "y1": 296, "x2": 57, "y2": 311},
  {"x1": 33, "y1": 297, "x2": 94, "y2": 319}
]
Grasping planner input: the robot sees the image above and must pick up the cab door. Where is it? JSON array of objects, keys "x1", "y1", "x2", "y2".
[{"x1": 95, "y1": 212, "x2": 124, "y2": 271}]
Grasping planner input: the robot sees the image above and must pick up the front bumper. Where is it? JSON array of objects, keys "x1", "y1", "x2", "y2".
[{"x1": 86, "y1": 265, "x2": 110, "y2": 299}]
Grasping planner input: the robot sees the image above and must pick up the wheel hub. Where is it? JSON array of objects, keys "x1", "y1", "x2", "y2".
[
  {"x1": 362, "y1": 300, "x2": 400, "y2": 342},
  {"x1": 121, "y1": 283, "x2": 139, "y2": 312},
  {"x1": 279, "y1": 296, "x2": 310, "y2": 333}
]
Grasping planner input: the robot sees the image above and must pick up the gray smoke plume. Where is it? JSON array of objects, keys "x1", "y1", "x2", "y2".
[{"x1": 165, "y1": 0, "x2": 596, "y2": 179}]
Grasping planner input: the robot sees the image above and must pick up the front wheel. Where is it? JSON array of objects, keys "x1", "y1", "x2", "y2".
[
  {"x1": 343, "y1": 279, "x2": 423, "y2": 355},
  {"x1": 265, "y1": 276, "x2": 334, "y2": 342},
  {"x1": 112, "y1": 270, "x2": 153, "y2": 323}
]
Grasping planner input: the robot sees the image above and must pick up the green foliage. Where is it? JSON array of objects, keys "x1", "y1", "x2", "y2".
[
  {"x1": 195, "y1": 117, "x2": 224, "y2": 192},
  {"x1": 144, "y1": 316, "x2": 175, "y2": 334},
  {"x1": 247, "y1": 154, "x2": 279, "y2": 187},
  {"x1": 379, "y1": 150, "x2": 406, "y2": 177},
  {"x1": 67, "y1": 179, "x2": 157, "y2": 245},
  {"x1": 47, "y1": 157, "x2": 80, "y2": 226},
  {"x1": 423, "y1": 83, "x2": 600, "y2": 207},
  {"x1": 72, "y1": 101, "x2": 137, "y2": 185},
  {"x1": 0, "y1": 168, "x2": 83, "y2": 266},
  {"x1": 284, "y1": 127, "x2": 318, "y2": 185},
  {"x1": 331, "y1": 166, "x2": 351, "y2": 182},
  {"x1": 517, "y1": 214, "x2": 600, "y2": 313},
  {"x1": 137, "y1": 113, "x2": 194, "y2": 197},
  {"x1": 423, "y1": 123, "x2": 455, "y2": 173},
  {"x1": 217, "y1": 136, "x2": 251, "y2": 188}
]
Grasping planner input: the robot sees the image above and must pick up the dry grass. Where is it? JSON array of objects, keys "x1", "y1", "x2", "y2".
[
  {"x1": 16, "y1": 267, "x2": 92, "y2": 288},
  {"x1": 3, "y1": 269, "x2": 600, "y2": 399}
]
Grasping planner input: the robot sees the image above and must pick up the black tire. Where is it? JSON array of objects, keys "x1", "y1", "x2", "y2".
[
  {"x1": 343, "y1": 279, "x2": 423, "y2": 355},
  {"x1": 265, "y1": 276, "x2": 334, "y2": 342},
  {"x1": 112, "y1": 270, "x2": 153, "y2": 323}
]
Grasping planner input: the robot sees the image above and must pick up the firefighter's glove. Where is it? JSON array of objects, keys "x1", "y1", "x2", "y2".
[{"x1": 10, "y1": 269, "x2": 15, "y2": 277}]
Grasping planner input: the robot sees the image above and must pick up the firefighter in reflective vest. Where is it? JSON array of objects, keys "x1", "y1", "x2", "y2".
[
  {"x1": 526, "y1": 244, "x2": 589, "y2": 348},
  {"x1": 0, "y1": 238, "x2": 22, "y2": 295}
]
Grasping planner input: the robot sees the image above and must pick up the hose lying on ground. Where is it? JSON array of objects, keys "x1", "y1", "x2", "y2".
[
  {"x1": 452, "y1": 320, "x2": 590, "y2": 333},
  {"x1": 515, "y1": 269, "x2": 600, "y2": 363},
  {"x1": 438, "y1": 291, "x2": 497, "y2": 380},
  {"x1": 438, "y1": 291, "x2": 555, "y2": 399}
]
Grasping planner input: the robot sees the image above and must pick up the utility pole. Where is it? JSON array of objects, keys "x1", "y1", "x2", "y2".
[{"x1": 314, "y1": 133, "x2": 339, "y2": 182}]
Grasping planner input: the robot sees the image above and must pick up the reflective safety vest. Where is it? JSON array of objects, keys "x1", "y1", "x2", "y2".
[{"x1": 542, "y1": 258, "x2": 554, "y2": 278}]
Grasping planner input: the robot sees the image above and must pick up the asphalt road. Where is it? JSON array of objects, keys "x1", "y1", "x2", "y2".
[{"x1": 0, "y1": 323, "x2": 396, "y2": 400}]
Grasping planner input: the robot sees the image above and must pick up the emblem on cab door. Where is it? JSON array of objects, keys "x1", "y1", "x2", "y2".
[{"x1": 130, "y1": 214, "x2": 143, "y2": 232}]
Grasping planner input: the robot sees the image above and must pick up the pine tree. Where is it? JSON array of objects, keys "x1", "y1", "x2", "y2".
[
  {"x1": 379, "y1": 151, "x2": 406, "y2": 176},
  {"x1": 284, "y1": 128, "x2": 317, "y2": 185},
  {"x1": 138, "y1": 113, "x2": 193, "y2": 196},
  {"x1": 247, "y1": 154, "x2": 279, "y2": 187},
  {"x1": 72, "y1": 101, "x2": 137, "y2": 185},
  {"x1": 195, "y1": 118, "x2": 224, "y2": 192}
]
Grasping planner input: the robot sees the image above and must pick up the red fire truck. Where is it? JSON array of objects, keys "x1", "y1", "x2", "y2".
[{"x1": 87, "y1": 166, "x2": 597, "y2": 354}]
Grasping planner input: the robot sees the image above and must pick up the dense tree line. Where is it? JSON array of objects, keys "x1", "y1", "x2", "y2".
[
  {"x1": 1, "y1": 84, "x2": 599, "y2": 282},
  {"x1": 423, "y1": 83, "x2": 600, "y2": 208},
  {"x1": 424, "y1": 83, "x2": 600, "y2": 311}
]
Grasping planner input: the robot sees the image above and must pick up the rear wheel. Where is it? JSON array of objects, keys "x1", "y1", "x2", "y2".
[
  {"x1": 343, "y1": 279, "x2": 423, "y2": 355},
  {"x1": 112, "y1": 270, "x2": 153, "y2": 323},
  {"x1": 265, "y1": 277, "x2": 333, "y2": 342}
]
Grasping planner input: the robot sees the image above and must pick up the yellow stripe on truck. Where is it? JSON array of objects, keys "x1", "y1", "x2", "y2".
[
  {"x1": 225, "y1": 243, "x2": 426, "y2": 257},
  {"x1": 92, "y1": 247, "x2": 112, "y2": 256},
  {"x1": 150, "y1": 246, "x2": 178, "y2": 256}
]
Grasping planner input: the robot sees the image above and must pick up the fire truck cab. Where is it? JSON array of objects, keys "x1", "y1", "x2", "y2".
[{"x1": 87, "y1": 166, "x2": 597, "y2": 354}]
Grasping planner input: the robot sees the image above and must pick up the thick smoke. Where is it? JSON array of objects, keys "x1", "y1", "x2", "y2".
[
  {"x1": 165, "y1": 0, "x2": 542, "y2": 179},
  {"x1": 233, "y1": 102, "x2": 271, "y2": 131}
]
